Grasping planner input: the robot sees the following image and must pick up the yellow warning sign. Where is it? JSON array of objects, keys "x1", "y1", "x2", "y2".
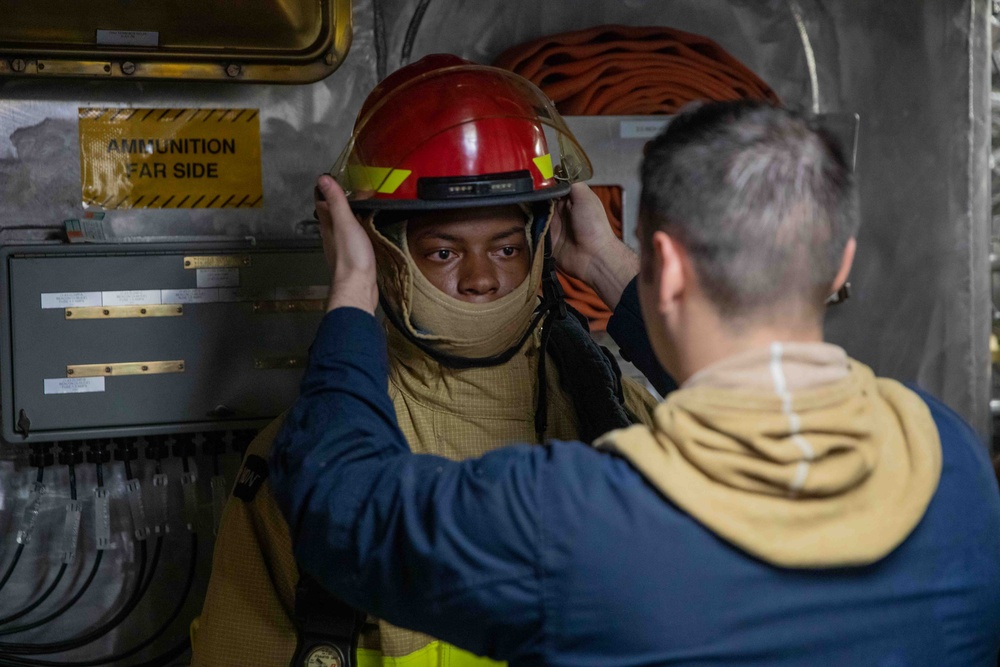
[{"x1": 79, "y1": 108, "x2": 263, "y2": 209}]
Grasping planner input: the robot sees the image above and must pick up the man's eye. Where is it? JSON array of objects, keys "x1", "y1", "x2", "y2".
[
  {"x1": 433, "y1": 249, "x2": 453, "y2": 260},
  {"x1": 500, "y1": 247, "x2": 518, "y2": 257}
]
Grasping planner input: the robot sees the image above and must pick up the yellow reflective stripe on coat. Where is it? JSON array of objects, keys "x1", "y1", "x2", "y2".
[{"x1": 357, "y1": 641, "x2": 504, "y2": 667}]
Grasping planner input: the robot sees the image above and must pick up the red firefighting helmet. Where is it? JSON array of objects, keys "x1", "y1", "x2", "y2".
[{"x1": 330, "y1": 54, "x2": 592, "y2": 212}]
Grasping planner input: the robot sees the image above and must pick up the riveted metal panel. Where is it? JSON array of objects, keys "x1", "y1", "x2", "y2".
[{"x1": 0, "y1": 241, "x2": 328, "y2": 443}]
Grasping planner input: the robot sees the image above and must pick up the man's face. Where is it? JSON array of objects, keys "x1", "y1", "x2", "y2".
[{"x1": 406, "y1": 206, "x2": 531, "y2": 303}]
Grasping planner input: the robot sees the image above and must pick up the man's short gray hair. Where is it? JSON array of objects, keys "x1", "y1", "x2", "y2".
[{"x1": 639, "y1": 101, "x2": 858, "y2": 321}]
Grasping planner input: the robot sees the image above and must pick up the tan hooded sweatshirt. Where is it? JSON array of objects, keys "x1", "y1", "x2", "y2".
[{"x1": 597, "y1": 342, "x2": 943, "y2": 568}]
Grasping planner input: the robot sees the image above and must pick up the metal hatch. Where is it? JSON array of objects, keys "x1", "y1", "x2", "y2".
[{"x1": 0, "y1": 0, "x2": 352, "y2": 84}]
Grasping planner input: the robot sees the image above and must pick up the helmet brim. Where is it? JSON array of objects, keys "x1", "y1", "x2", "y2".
[{"x1": 349, "y1": 181, "x2": 571, "y2": 215}]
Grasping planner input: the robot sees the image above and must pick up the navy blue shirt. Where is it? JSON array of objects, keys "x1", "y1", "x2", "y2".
[{"x1": 271, "y1": 281, "x2": 1000, "y2": 666}]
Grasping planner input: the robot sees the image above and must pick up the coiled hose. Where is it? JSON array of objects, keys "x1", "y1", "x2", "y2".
[{"x1": 495, "y1": 24, "x2": 780, "y2": 330}]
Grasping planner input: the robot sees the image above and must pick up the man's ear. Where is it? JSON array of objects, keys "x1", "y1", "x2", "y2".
[
  {"x1": 832, "y1": 237, "x2": 856, "y2": 293},
  {"x1": 651, "y1": 230, "x2": 686, "y2": 314}
]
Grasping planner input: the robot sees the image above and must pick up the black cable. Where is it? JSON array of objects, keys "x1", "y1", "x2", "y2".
[
  {"x1": 0, "y1": 441, "x2": 189, "y2": 664},
  {"x1": 0, "y1": 553, "x2": 103, "y2": 637},
  {"x1": 400, "y1": 0, "x2": 434, "y2": 65},
  {"x1": 534, "y1": 229, "x2": 568, "y2": 442},
  {"x1": 0, "y1": 546, "x2": 25, "y2": 599},
  {"x1": 0, "y1": 534, "x2": 197, "y2": 667},
  {"x1": 0, "y1": 454, "x2": 154, "y2": 655},
  {"x1": 0, "y1": 466, "x2": 45, "y2": 597},
  {"x1": 0, "y1": 452, "x2": 103, "y2": 636},
  {"x1": 136, "y1": 536, "x2": 163, "y2": 602},
  {"x1": 0, "y1": 453, "x2": 80, "y2": 628},
  {"x1": 0, "y1": 543, "x2": 147, "y2": 655},
  {"x1": 0, "y1": 566, "x2": 67, "y2": 627}
]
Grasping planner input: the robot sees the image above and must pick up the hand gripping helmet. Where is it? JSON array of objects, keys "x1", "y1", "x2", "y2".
[
  {"x1": 330, "y1": 54, "x2": 593, "y2": 211},
  {"x1": 330, "y1": 56, "x2": 592, "y2": 442}
]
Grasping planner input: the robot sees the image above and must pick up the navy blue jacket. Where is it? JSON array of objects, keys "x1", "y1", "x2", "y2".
[{"x1": 271, "y1": 281, "x2": 1000, "y2": 666}]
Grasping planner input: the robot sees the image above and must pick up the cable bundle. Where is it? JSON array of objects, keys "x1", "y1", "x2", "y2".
[
  {"x1": 0, "y1": 439, "x2": 197, "y2": 667},
  {"x1": 495, "y1": 25, "x2": 780, "y2": 329}
]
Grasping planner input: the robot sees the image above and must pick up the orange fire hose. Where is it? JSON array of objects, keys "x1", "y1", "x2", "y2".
[{"x1": 495, "y1": 25, "x2": 780, "y2": 330}]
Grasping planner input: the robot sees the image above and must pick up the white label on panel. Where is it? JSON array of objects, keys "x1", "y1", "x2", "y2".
[
  {"x1": 125, "y1": 479, "x2": 150, "y2": 540},
  {"x1": 44, "y1": 377, "x2": 106, "y2": 395},
  {"x1": 151, "y1": 473, "x2": 170, "y2": 534},
  {"x1": 40, "y1": 292, "x2": 103, "y2": 309},
  {"x1": 620, "y1": 119, "x2": 669, "y2": 139},
  {"x1": 95, "y1": 29, "x2": 160, "y2": 47},
  {"x1": 196, "y1": 268, "x2": 240, "y2": 288},
  {"x1": 218, "y1": 287, "x2": 275, "y2": 302},
  {"x1": 102, "y1": 290, "x2": 161, "y2": 306},
  {"x1": 161, "y1": 288, "x2": 220, "y2": 304},
  {"x1": 181, "y1": 472, "x2": 198, "y2": 532},
  {"x1": 94, "y1": 488, "x2": 113, "y2": 549},
  {"x1": 61, "y1": 501, "x2": 83, "y2": 564},
  {"x1": 275, "y1": 285, "x2": 329, "y2": 300}
]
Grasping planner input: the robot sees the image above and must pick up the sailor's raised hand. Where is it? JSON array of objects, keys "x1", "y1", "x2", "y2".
[
  {"x1": 551, "y1": 183, "x2": 638, "y2": 310},
  {"x1": 314, "y1": 175, "x2": 378, "y2": 314}
]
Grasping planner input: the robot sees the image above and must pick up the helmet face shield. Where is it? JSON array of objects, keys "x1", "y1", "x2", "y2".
[{"x1": 331, "y1": 63, "x2": 592, "y2": 212}]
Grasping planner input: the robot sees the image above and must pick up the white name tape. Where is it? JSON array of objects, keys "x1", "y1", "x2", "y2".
[
  {"x1": 96, "y1": 30, "x2": 160, "y2": 47},
  {"x1": 44, "y1": 377, "x2": 106, "y2": 395},
  {"x1": 196, "y1": 268, "x2": 240, "y2": 289},
  {"x1": 161, "y1": 288, "x2": 220, "y2": 304},
  {"x1": 102, "y1": 290, "x2": 162, "y2": 307},
  {"x1": 620, "y1": 119, "x2": 669, "y2": 139},
  {"x1": 41, "y1": 292, "x2": 103, "y2": 309}
]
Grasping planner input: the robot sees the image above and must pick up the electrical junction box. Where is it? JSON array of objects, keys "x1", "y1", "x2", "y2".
[{"x1": 0, "y1": 241, "x2": 330, "y2": 444}]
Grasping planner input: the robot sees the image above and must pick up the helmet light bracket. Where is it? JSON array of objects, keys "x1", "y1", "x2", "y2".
[{"x1": 416, "y1": 170, "x2": 534, "y2": 201}]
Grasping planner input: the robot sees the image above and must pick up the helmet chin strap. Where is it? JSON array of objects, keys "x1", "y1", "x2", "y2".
[
  {"x1": 532, "y1": 229, "x2": 567, "y2": 441},
  {"x1": 381, "y1": 230, "x2": 568, "y2": 443}
]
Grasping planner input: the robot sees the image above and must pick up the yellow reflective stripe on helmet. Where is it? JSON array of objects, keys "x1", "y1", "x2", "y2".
[
  {"x1": 345, "y1": 166, "x2": 412, "y2": 194},
  {"x1": 357, "y1": 641, "x2": 504, "y2": 667},
  {"x1": 532, "y1": 154, "x2": 554, "y2": 180}
]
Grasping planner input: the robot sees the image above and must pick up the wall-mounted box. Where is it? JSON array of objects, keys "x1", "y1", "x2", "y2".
[{"x1": 1, "y1": 241, "x2": 330, "y2": 444}]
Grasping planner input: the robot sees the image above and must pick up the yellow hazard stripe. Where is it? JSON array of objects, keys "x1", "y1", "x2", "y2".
[
  {"x1": 357, "y1": 641, "x2": 504, "y2": 667},
  {"x1": 533, "y1": 154, "x2": 554, "y2": 180},
  {"x1": 345, "y1": 166, "x2": 412, "y2": 194}
]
